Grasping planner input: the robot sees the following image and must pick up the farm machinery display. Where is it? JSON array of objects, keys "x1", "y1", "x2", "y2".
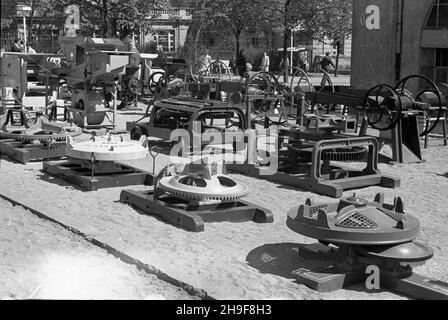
[
  {"x1": 227, "y1": 111, "x2": 400, "y2": 198},
  {"x1": 120, "y1": 159, "x2": 273, "y2": 232},
  {"x1": 59, "y1": 36, "x2": 139, "y2": 129},
  {"x1": 0, "y1": 111, "x2": 82, "y2": 163},
  {"x1": 42, "y1": 132, "x2": 153, "y2": 191},
  {"x1": 276, "y1": 66, "x2": 335, "y2": 117},
  {"x1": 126, "y1": 97, "x2": 248, "y2": 155},
  {"x1": 305, "y1": 75, "x2": 447, "y2": 163},
  {"x1": 285, "y1": 194, "x2": 448, "y2": 299}
]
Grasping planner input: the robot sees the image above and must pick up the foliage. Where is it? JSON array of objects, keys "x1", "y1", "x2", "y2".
[{"x1": 2, "y1": 0, "x2": 170, "y2": 39}]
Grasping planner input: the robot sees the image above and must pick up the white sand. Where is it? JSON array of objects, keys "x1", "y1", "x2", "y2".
[{"x1": 0, "y1": 197, "x2": 195, "y2": 300}]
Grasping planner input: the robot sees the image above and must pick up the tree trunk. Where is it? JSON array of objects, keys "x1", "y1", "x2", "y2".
[
  {"x1": 102, "y1": 0, "x2": 109, "y2": 37},
  {"x1": 283, "y1": 0, "x2": 291, "y2": 82},
  {"x1": 334, "y1": 41, "x2": 340, "y2": 77},
  {"x1": 283, "y1": 28, "x2": 289, "y2": 82},
  {"x1": 235, "y1": 32, "x2": 240, "y2": 59}
]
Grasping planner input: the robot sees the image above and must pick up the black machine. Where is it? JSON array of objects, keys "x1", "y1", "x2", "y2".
[
  {"x1": 305, "y1": 75, "x2": 448, "y2": 164},
  {"x1": 127, "y1": 97, "x2": 249, "y2": 155}
]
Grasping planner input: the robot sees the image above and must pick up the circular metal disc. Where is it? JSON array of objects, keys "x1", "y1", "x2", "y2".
[
  {"x1": 286, "y1": 199, "x2": 421, "y2": 246},
  {"x1": 158, "y1": 174, "x2": 249, "y2": 202},
  {"x1": 0, "y1": 117, "x2": 82, "y2": 142},
  {"x1": 67, "y1": 135, "x2": 147, "y2": 161},
  {"x1": 355, "y1": 240, "x2": 434, "y2": 262}
]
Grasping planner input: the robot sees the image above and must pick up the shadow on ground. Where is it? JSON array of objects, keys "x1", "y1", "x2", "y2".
[{"x1": 245, "y1": 242, "x2": 396, "y2": 297}]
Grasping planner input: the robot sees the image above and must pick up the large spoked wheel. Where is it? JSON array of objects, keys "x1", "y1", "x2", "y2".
[
  {"x1": 396, "y1": 74, "x2": 443, "y2": 137},
  {"x1": 189, "y1": 60, "x2": 211, "y2": 83},
  {"x1": 246, "y1": 71, "x2": 281, "y2": 116},
  {"x1": 363, "y1": 84, "x2": 402, "y2": 131},
  {"x1": 208, "y1": 60, "x2": 231, "y2": 81},
  {"x1": 277, "y1": 67, "x2": 313, "y2": 116}
]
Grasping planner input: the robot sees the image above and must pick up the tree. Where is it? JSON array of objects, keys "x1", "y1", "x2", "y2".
[
  {"x1": 3, "y1": 0, "x2": 170, "y2": 40},
  {"x1": 70, "y1": 0, "x2": 169, "y2": 38},
  {"x1": 311, "y1": 0, "x2": 352, "y2": 76},
  {"x1": 202, "y1": 0, "x2": 267, "y2": 59},
  {"x1": 254, "y1": 0, "x2": 352, "y2": 77},
  {"x1": 253, "y1": 0, "x2": 308, "y2": 80}
]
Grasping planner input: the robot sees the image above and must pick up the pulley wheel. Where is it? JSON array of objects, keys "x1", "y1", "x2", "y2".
[
  {"x1": 396, "y1": 74, "x2": 443, "y2": 137},
  {"x1": 363, "y1": 83, "x2": 402, "y2": 131}
]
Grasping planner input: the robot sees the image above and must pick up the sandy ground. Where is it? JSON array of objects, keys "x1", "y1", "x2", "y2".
[
  {"x1": 0, "y1": 107, "x2": 447, "y2": 300},
  {"x1": 0, "y1": 197, "x2": 195, "y2": 300}
]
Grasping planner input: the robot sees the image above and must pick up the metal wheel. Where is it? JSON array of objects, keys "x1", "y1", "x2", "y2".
[
  {"x1": 396, "y1": 74, "x2": 443, "y2": 137},
  {"x1": 363, "y1": 84, "x2": 402, "y2": 131},
  {"x1": 246, "y1": 71, "x2": 281, "y2": 116},
  {"x1": 189, "y1": 60, "x2": 211, "y2": 83},
  {"x1": 208, "y1": 60, "x2": 231, "y2": 81}
]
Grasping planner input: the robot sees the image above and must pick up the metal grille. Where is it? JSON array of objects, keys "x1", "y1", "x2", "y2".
[{"x1": 336, "y1": 212, "x2": 378, "y2": 229}]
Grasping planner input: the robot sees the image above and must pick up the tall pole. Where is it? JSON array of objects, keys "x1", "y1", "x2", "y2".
[
  {"x1": 290, "y1": 29, "x2": 293, "y2": 75},
  {"x1": 23, "y1": 15, "x2": 27, "y2": 52}
]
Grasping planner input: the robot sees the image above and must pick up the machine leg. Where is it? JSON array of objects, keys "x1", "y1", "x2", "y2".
[
  {"x1": 424, "y1": 119, "x2": 429, "y2": 149},
  {"x1": 443, "y1": 110, "x2": 447, "y2": 146}
]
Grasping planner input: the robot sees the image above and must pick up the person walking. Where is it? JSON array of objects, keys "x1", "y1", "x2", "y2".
[
  {"x1": 319, "y1": 52, "x2": 335, "y2": 73},
  {"x1": 261, "y1": 52, "x2": 270, "y2": 72},
  {"x1": 319, "y1": 52, "x2": 336, "y2": 85}
]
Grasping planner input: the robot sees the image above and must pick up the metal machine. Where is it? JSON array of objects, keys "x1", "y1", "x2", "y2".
[
  {"x1": 59, "y1": 36, "x2": 137, "y2": 129},
  {"x1": 305, "y1": 75, "x2": 447, "y2": 163},
  {"x1": 42, "y1": 132, "x2": 153, "y2": 190},
  {"x1": 127, "y1": 97, "x2": 248, "y2": 155},
  {"x1": 0, "y1": 113, "x2": 81, "y2": 163},
  {"x1": 228, "y1": 112, "x2": 400, "y2": 198},
  {"x1": 120, "y1": 160, "x2": 273, "y2": 232},
  {"x1": 285, "y1": 193, "x2": 448, "y2": 299}
]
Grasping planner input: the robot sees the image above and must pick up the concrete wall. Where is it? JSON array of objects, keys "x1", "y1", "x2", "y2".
[
  {"x1": 351, "y1": 0, "x2": 448, "y2": 90},
  {"x1": 351, "y1": 0, "x2": 399, "y2": 89},
  {"x1": 400, "y1": 0, "x2": 432, "y2": 81}
]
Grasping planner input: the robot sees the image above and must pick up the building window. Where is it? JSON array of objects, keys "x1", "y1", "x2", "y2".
[
  {"x1": 421, "y1": 48, "x2": 448, "y2": 83},
  {"x1": 426, "y1": 0, "x2": 448, "y2": 28},
  {"x1": 435, "y1": 48, "x2": 448, "y2": 83}
]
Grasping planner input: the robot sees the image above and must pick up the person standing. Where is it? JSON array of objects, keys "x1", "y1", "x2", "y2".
[
  {"x1": 229, "y1": 56, "x2": 237, "y2": 76},
  {"x1": 261, "y1": 52, "x2": 270, "y2": 72},
  {"x1": 236, "y1": 49, "x2": 247, "y2": 81}
]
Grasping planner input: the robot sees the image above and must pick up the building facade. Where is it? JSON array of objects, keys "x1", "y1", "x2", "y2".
[{"x1": 351, "y1": 0, "x2": 448, "y2": 90}]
